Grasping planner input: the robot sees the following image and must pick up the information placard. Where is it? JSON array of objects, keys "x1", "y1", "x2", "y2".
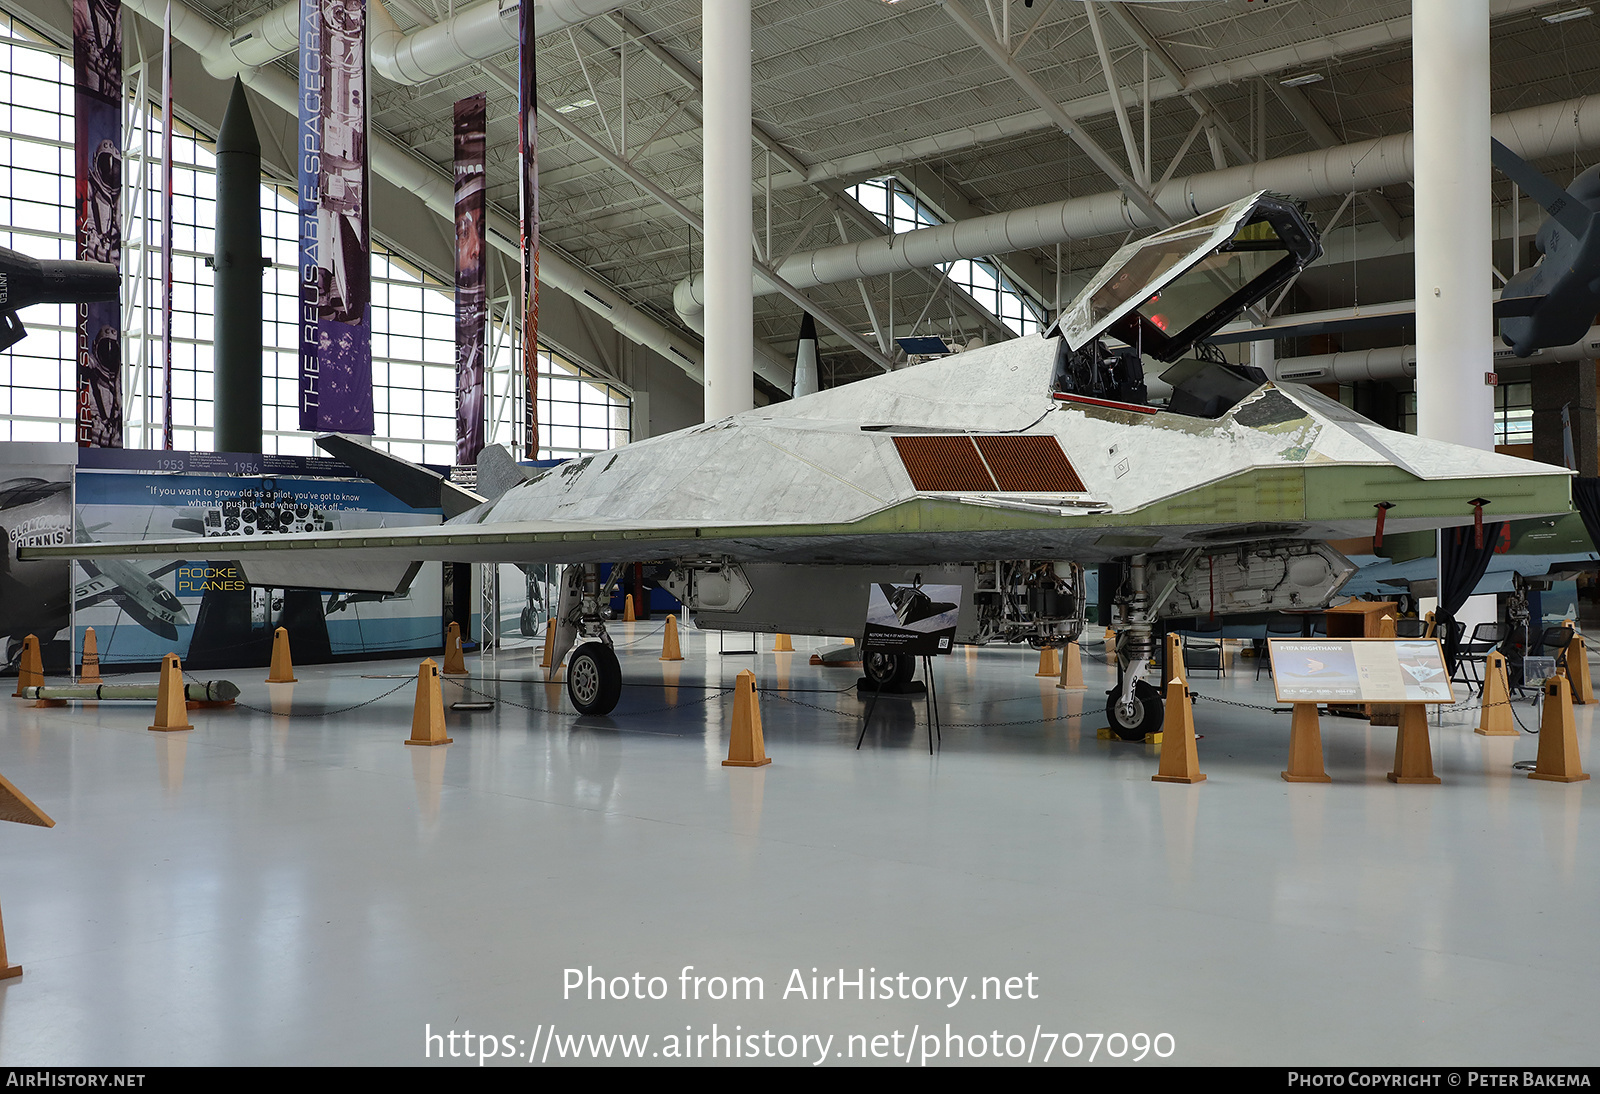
[
  {"x1": 861, "y1": 582, "x2": 961, "y2": 656},
  {"x1": 1269, "y1": 638, "x2": 1454, "y2": 704}
]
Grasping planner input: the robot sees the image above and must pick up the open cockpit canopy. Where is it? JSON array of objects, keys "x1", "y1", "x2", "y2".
[{"x1": 1047, "y1": 192, "x2": 1323, "y2": 363}]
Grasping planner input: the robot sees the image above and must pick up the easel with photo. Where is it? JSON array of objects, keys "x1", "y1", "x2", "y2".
[
  {"x1": 857, "y1": 653, "x2": 942, "y2": 755},
  {"x1": 854, "y1": 578, "x2": 961, "y2": 754}
]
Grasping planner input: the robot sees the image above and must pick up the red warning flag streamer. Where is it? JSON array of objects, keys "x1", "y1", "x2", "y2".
[
  {"x1": 1470, "y1": 499, "x2": 1491, "y2": 550},
  {"x1": 1373, "y1": 502, "x2": 1395, "y2": 550}
]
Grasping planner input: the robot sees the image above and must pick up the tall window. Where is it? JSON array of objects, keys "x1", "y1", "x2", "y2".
[
  {"x1": 0, "y1": 11, "x2": 629, "y2": 465},
  {"x1": 1495, "y1": 381, "x2": 1533, "y2": 446},
  {"x1": 847, "y1": 176, "x2": 1045, "y2": 337}
]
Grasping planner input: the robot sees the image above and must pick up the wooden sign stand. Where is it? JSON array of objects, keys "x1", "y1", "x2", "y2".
[
  {"x1": 1282, "y1": 703, "x2": 1332, "y2": 782},
  {"x1": 1388, "y1": 704, "x2": 1441, "y2": 784},
  {"x1": 0, "y1": 770, "x2": 57, "y2": 979}
]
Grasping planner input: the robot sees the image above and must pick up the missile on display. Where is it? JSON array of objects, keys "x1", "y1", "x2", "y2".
[
  {"x1": 0, "y1": 247, "x2": 118, "y2": 352},
  {"x1": 793, "y1": 313, "x2": 819, "y2": 398},
  {"x1": 212, "y1": 78, "x2": 265, "y2": 455}
]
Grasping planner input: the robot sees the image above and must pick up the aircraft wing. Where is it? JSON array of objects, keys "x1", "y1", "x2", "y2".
[{"x1": 18, "y1": 454, "x2": 1575, "y2": 583}]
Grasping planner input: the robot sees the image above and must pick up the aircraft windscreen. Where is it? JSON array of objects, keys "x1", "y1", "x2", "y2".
[
  {"x1": 1137, "y1": 219, "x2": 1290, "y2": 338},
  {"x1": 1049, "y1": 194, "x2": 1321, "y2": 363},
  {"x1": 1081, "y1": 206, "x2": 1238, "y2": 335}
]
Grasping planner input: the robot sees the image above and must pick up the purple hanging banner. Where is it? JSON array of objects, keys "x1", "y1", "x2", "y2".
[
  {"x1": 161, "y1": 0, "x2": 173, "y2": 450},
  {"x1": 298, "y1": 0, "x2": 372, "y2": 434},
  {"x1": 519, "y1": 0, "x2": 539, "y2": 458},
  {"x1": 73, "y1": 0, "x2": 123, "y2": 448},
  {"x1": 454, "y1": 94, "x2": 487, "y2": 466}
]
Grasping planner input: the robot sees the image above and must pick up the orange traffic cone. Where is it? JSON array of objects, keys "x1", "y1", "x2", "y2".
[
  {"x1": 541, "y1": 618, "x2": 556, "y2": 669},
  {"x1": 623, "y1": 594, "x2": 636, "y2": 622},
  {"x1": 1529, "y1": 674, "x2": 1589, "y2": 782},
  {"x1": 723, "y1": 670, "x2": 771, "y2": 768},
  {"x1": 406, "y1": 659, "x2": 452, "y2": 746},
  {"x1": 442, "y1": 622, "x2": 468, "y2": 677},
  {"x1": 79, "y1": 627, "x2": 101, "y2": 683},
  {"x1": 148, "y1": 653, "x2": 192, "y2": 732},
  {"x1": 266, "y1": 626, "x2": 297, "y2": 683},
  {"x1": 1035, "y1": 645, "x2": 1060, "y2": 678},
  {"x1": 1057, "y1": 640, "x2": 1086, "y2": 691},
  {"x1": 660, "y1": 613, "x2": 685, "y2": 662},
  {"x1": 11, "y1": 635, "x2": 42, "y2": 698},
  {"x1": 1163, "y1": 632, "x2": 1187, "y2": 689},
  {"x1": 1152, "y1": 678, "x2": 1205, "y2": 783},
  {"x1": 774, "y1": 633, "x2": 794, "y2": 652},
  {"x1": 1475, "y1": 651, "x2": 1517, "y2": 736}
]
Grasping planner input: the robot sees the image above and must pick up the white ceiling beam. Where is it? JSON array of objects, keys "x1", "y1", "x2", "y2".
[{"x1": 801, "y1": 0, "x2": 1572, "y2": 188}]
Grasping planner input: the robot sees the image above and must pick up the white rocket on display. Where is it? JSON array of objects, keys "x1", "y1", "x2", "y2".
[{"x1": 792, "y1": 313, "x2": 819, "y2": 399}]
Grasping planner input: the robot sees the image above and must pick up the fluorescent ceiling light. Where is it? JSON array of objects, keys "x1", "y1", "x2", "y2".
[
  {"x1": 1280, "y1": 73, "x2": 1325, "y2": 87},
  {"x1": 1544, "y1": 6, "x2": 1593, "y2": 22},
  {"x1": 556, "y1": 98, "x2": 596, "y2": 113}
]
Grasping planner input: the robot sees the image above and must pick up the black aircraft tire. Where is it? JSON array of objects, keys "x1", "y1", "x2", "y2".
[
  {"x1": 1105, "y1": 681, "x2": 1163, "y2": 741},
  {"x1": 864, "y1": 651, "x2": 916, "y2": 688},
  {"x1": 567, "y1": 642, "x2": 623, "y2": 716}
]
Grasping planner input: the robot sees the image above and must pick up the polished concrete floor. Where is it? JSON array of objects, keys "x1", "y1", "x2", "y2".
[{"x1": 0, "y1": 624, "x2": 1595, "y2": 1066}]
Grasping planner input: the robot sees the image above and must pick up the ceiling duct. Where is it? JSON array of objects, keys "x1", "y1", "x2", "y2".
[
  {"x1": 674, "y1": 92, "x2": 1600, "y2": 328},
  {"x1": 214, "y1": 0, "x2": 628, "y2": 84}
]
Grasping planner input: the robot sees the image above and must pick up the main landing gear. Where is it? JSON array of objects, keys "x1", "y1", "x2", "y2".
[
  {"x1": 567, "y1": 642, "x2": 623, "y2": 716},
  {"x1": 554, "y1": 562, "x2": 627, "y2": 716}
]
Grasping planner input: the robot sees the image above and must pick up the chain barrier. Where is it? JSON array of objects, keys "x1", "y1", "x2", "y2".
[
  {"x1": 230, "y1": 678, "x2": 414, "y2": 718},
  {"x1": 454, "y1": 679, "x2": 734, "y2": 719},
  {"x1": 760, "y1": 687, "x2": 1096, "y2": 729},
  {"x1": 1188, "y1": 689, "x2": 1540, "y2": 733}
]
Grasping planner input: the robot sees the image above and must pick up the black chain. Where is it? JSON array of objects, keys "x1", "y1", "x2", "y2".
[
  {"x1": 230, "y1": 678, "x2": 413, "y2": 718},
  {"x1": 760, "y1": 688, "x2": 1094, "y2": 729},
  {"x1": 454, "y1": 678, "x2": 733, "y2": 718}
]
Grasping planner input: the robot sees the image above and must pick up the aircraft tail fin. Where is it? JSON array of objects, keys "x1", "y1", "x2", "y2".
[
  {"x1": 476, "y1": 444, "x2": 537, "y2": 502},
  {"x1": 1491, "y1": 138, "x2": 1595, "y2": 240},
  {"x1": 314, "y1": 434, "x2": 485, "y2": 518}
]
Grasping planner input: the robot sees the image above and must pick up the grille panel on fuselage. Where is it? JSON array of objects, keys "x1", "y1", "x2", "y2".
[
  {"x1": 893, "y1": 434, "x2": 1087, "y2": 493},
  {"x1": 974, "y1": 435, "x2": 1087, "y2": 492},
  {"x1": 892, "y1": 435, "x2": 995, "y2": 492}
]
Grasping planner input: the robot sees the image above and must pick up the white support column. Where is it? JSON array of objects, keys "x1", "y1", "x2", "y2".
[
  {"x1": 1251, "y1": 339, "x2": 1274, "y2": 376},
  {"x1": 702, "y1": 0, "x2": 754, "y2": 419},
  {"x1": 1413, "y1": 0, "x2": 1494, "y2": 451}
]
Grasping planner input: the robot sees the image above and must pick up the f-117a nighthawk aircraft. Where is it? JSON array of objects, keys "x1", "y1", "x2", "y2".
[{"x1": 27, "y1": 193, "x2": 1574, "y2": 737}]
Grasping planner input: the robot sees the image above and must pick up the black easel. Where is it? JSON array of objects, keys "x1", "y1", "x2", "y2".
[{"x1": 857, "y1": 654, "x2": 942, "y2": 754}]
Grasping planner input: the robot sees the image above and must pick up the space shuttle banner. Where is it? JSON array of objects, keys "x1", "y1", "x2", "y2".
[
  {"x1": 454, "y1": 94, "x2": 487, "y2": 466},
  {"x1": 298, "y1": 0, "x2": 373, "y2": 434},
  {"x1": 73, "y1": 0, "x2": 122, "y2": 448}
]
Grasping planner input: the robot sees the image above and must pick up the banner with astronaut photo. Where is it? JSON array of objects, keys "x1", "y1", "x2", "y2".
[
  {"x1": 73, "y1": 0, "x2": 122, "y2": 448},
  {"x1": 298, "y1": 0, "x2": 373, "y2": 434},
  {"x1": 73, "y1": 450, "x2": 443, "y2": 669},
  {"x1": 454, "y1": 93, "x2": 487, "y2": 466}
]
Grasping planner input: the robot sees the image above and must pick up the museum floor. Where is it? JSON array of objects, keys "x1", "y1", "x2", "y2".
[{"x1": 0, "y1": 624, "x2": 1594, "y2": 1067}]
